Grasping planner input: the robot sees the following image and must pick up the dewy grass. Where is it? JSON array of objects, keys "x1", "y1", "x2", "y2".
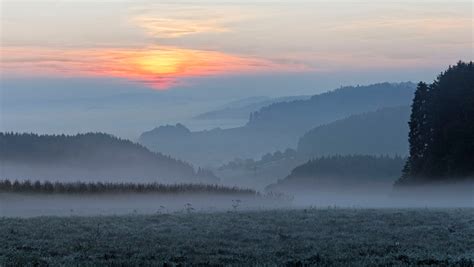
[{"x1": 1, "y1": 208, "x2": 473, "y2": 266}]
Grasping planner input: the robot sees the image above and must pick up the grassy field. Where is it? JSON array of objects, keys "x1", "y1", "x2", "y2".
[{"x1": 1, "y1": 208, "x2": 473, "y2": 266}]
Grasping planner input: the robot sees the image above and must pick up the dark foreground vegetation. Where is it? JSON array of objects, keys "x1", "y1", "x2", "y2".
[
  {"x1": 398, "y1": 61, "x2": 474, "y2": 185},
  {"x1": 0, "y1": 179, "x2": 256, "y2": 195},
  {"x1": 1, "y1": 208, "x2": 473, "y2": 266}
]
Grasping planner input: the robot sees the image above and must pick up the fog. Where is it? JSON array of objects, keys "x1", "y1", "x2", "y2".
[
  {"x1": 1, "y1": 182, "x2": 471, "y2": 218},
  {"x1": 289, "y1": 183, "x2": 474, "y2": 209},
  {"x1": 1, "y1": 1, "x2": 472, "y2": 264},
  {"x1": 0, "y1": 193, "x2": 290, "y2": 218},
  {"x1": 1, "y1": 78, "x2": 472, "y2": 219}
]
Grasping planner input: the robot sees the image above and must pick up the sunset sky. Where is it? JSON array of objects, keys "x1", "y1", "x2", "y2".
[
  {"x1": 0, "y1": 0, "x2": 472, "y2": 136},
  {"x1": 2, "y1": 0, "x2": 472, "y2": 89}
]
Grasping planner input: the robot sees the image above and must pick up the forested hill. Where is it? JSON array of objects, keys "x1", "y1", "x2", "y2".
[
  {"x1": 297, "y1": 106, "x2": 410, "y2": 158},
  {"x1": 247, "y1": 82, "x2": 415, "y2": 134},
  {"x1": 194, "y1": 95, "x2": 310, "y2": 121},
  {"x1": 267, "y1": 155, "x2": 405, "y2": 192},
  {"x1": 217, "y1": 106, "x2": 410, "y2": 189},
  {"x1": 0, "y1": 132, "x2": 218, "y2": 183},
  {"x1": 140, "y1": 82, "x2": 415, "y2": 167}
]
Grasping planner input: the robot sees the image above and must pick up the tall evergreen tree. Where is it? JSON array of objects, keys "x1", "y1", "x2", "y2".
[
  {"x1": 397, "y1": 61, "x2": 474, "y2": 185},
  {"x1": 401, "y1": 82, "x2": 432, "y2": 181}
]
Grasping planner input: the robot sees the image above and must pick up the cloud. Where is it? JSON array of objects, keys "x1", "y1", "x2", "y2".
[
  {"x1": 1, "y1": 46, "x2": 308, "y2": 89},
  {"x1": 133, "y1": 16, "x2": 229, "y2": 38},
  {"x1": 333, "y1": 17, "x2": 472, "y2": 41}
]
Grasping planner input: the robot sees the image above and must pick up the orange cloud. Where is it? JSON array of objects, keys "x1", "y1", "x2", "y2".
[
  {"x1": 133, "y1": 16, "x2": 228, "y2": 38},
  {"x1": 1, "y1": 46, "x2": 306, "y2": 89}
]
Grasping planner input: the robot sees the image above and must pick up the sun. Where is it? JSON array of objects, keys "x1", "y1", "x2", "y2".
[
  {"x1": 132, "y1": 51, "x2": 188, "y2": 75},
  {"x1": 1, "y1": 46, "x2": 298, "y2": 90}
]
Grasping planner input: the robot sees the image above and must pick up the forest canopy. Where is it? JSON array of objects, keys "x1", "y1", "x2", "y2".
[
  {"x1": 397, "y1": 61, "x2": 474, "y2": 185},
  {"x1": 267, "y1": 155, "x2": 405, "y2": 191}
]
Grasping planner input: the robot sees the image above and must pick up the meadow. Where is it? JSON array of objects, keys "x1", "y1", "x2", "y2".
[{"x1": 1, "y1": 208, "x2": 473, "y2": 266}]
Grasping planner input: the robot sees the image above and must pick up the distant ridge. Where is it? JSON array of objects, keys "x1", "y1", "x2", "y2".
[
  {"x1": 298, "y1": 105, "x2": 410, "y2": 157},
  {"x1": 247, "y1": 82, "x2": 415, "y2": 133},
  {"x1": 140, "y1": 82, "x2": 416, "y2": 166},
  {"x1": 217, "y1": 106, "x2": 411, "y2": 189},
  {"x1": 0, "y1": 132, "x2": 218, "y2": 184},
  {"x1": 194, "y1": 95, "x2": 310, "y2": 120}
]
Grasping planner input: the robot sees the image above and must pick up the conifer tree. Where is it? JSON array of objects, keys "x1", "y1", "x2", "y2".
[{"x1": 397, "y1": 61, "x2": 474, "y2": 185}]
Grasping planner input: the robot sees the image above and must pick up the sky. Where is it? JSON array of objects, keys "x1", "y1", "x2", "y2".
[{"x1": 0, "y1": 0, "x2": 473, "y2": 137}]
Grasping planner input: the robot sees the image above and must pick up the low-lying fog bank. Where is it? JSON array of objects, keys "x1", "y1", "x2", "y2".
[
  {"x1": 0, "y1": 193, "x2": 291, "y2": 218},
  {"x1": 281, "y1": 182, "x2": 474, "y2": 208},
  {"x1": 291, "y1": 191, "x2": 473, "y2": 209},
  {"x1": 2, "y1": 182, "x2": 471, "y2": 217}
]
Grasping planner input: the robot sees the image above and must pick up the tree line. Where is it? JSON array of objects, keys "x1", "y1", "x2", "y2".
[{"x1": 0, "y1": 179, "x2": 256, "y2": 195}]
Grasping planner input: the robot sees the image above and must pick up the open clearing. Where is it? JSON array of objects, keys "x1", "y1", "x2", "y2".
[{"x1": 1, "y1": 208, "x2": 473, "y2": 266}]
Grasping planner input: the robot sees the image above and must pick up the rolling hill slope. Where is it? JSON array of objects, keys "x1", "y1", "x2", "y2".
[
  {"x1": 194, "y1": 95, "x2": 310, "y2": 121},
  {"x1": 0, "y1": 132, "x2": 218, "y2": 183},
  {"x1": 297, "y1": 105, "x2": 410, "y2": 157},
  {"x1": 218, "y1": 106, "x2": 411, "y2": 189},
  {"x1": 140, "y1": 82, "x2": 415, "y2": 166}
]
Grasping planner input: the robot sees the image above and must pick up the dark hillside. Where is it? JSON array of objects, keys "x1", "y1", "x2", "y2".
[
  {"x1": 0, "y1": 132, "x2": 218, "y2": 183},
  {"x1": 140, "y1": 83, "x2": 415, "y2": 166},
  {"x1": 298, "y1": 106, "x2": 410, "y2": 157},
  {"x1": 267, "y1": 155, "x2": 405, "y2": 192}
]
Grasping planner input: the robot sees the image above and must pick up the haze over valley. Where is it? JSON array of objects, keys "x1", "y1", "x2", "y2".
[{"x1": 1, "y1": 1, "x2": 473, "y2": 265}]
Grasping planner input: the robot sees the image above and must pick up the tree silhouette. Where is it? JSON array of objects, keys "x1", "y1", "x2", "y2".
[
  {"x1": 397, "y1": 61, "x2": 474, "y2": 185},
  {"x1": 0, "y1": 179, "x2": 256, "y2": 195},
  {"x1": 401, "y1": 82, "x2": 432, "y2": 178}
]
